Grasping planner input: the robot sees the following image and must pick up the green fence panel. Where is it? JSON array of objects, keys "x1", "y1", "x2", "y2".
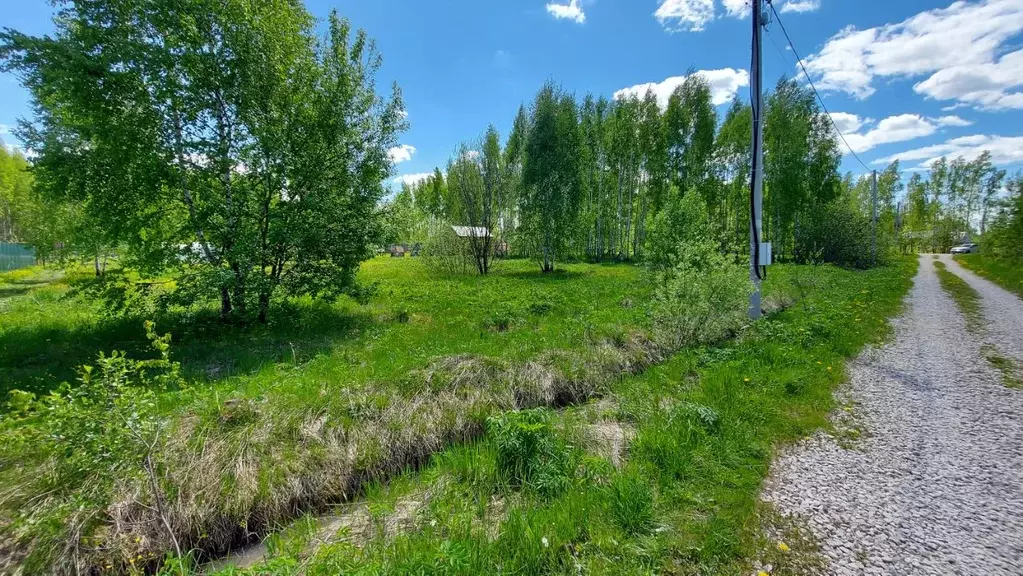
[{"x1": 0, "y1": 242, "x2": 36, "y2": 272}]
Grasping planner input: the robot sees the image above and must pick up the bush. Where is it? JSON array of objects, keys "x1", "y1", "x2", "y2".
[
  {"x1": 645, "y1": 191, "x2": 714, "y2": 272},
  {"x1": 0, "y1": 322, "x2": 182, "y2": 571},
  {"x1": 488, "y1": 409, "x2": 574, "y2": 497},
  {"x1": 650, "y1": 241, "x2": 753, "y2": 349},
  {"x1": 794, "y1": 200, "x2": 889, "y2": 268}
]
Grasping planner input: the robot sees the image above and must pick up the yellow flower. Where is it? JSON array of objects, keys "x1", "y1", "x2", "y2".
[
  {"x1": 777, "y1": 541, "x2": 790, "y2": 552},
  {"x1": 816, "y1": 361, "x2": 822, "y2": 365},
  {"x1": 744, "y1": 377, "x2": 751, "y2": 382},
  {"x1": 758, "y1": 571, "x2": 770, "y2": 576},
  {"x1": 827, "y1": 366, "x2": 833, "y2": 371}
]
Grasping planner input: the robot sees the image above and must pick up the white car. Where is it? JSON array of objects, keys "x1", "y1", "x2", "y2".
[{"x1": 950, "y1": 243, "x2": 978, "y2": 254}]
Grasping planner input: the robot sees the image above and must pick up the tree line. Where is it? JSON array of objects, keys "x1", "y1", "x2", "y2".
[{"x1": 386, "y1": 75, "x2": 853, "y2": 273}]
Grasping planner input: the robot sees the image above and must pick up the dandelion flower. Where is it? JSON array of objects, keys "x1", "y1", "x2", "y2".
[
  {"x1": 744, "y1": 377, "x2": 750, "y2": 382},
  {"x1": 777, "y1": 541, "x2": 790, "y2": 552},
  {"x1": 758, "y1": 571, "x2": 770, "y2": 576},
  {"x1": 827, "y1": 366, "x2": 832, "y2": 371}
]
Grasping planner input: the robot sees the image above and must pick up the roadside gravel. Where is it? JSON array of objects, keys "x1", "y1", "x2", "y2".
[
  {"x1": 761, "y1": 255, "x2": 1023, "y2": 575},
  {"x1": 940, "y1": 254, "x2": 1023, "y2": 366}
]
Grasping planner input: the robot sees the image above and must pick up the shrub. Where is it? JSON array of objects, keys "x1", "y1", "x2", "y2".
[
  {"x1": 650, "y1": 241, "x2": 753, "y2": 349},
  {"x1": 794, "y1": 200, "x2": 889, "y2": 268},
  {"x1": 0, "y1": 322, "x2": 183, "y2": 571},
  {"x1": 488, "y1": 409, "x2": 574, "y2": 497}
]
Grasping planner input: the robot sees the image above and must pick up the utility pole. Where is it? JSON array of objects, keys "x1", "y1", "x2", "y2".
[
  {"x1": 749, "y1": 0, "x2": 765, "y2": 319},
  {"x1": 871, "y1": 170, "x2": 878, "y2": 266}
]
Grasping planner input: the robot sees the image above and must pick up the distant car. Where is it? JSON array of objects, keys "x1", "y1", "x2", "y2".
[{"x1": 950, "y1": 243, "x2": 978, "y2": 254}]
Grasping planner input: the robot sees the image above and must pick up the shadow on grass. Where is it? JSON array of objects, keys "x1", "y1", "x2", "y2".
[
  {"x1": 0, "y1": 285, "x2": 34, "y2": 299},
  {"x1": 0, "y1": 301, "x2": 373, "y2": 401},
  {"x1": 500, "y1": 269, "x2": 587, "y2": 281}
]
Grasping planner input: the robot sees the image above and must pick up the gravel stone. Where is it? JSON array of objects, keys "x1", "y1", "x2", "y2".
[
  {"x1": 939, "y1": 254, "x2": 1023, "y2": 366},
  {"x1": 761, "y1": 255, "x2": 1023, "y2": 575}
]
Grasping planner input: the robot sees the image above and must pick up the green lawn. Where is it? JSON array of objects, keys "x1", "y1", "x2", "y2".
[
  {"x1": 0, "y1": 256, "x2": 916, "y2": 574},
  {"x1": 0, "y1": 257, "x2": 649, "y2": 401},
  {"x1": 953, "y1": 254, "x2": 1023, "y2": 299}
]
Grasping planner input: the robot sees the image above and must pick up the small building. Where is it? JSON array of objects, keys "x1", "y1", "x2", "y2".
[{"x1": 450, "y1": 226, "x2": 491, "y2": 239}]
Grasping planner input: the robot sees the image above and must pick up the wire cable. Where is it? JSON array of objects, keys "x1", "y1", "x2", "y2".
[{"x1": 765, "y1": 0, "x2": 872, "y2": 172}]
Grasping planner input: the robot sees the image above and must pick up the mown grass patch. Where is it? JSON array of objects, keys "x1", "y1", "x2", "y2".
[
  {"x1": 954, "y1": 254, "x2": 1023, "y2": 299},
  {"x1": 207, "y1": 258, "x2": 917, "y2": 576}
]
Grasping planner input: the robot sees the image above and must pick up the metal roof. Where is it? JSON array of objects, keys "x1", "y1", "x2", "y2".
[{"x1": 451, "y1": 226, "x2": 491, "y2": 238}]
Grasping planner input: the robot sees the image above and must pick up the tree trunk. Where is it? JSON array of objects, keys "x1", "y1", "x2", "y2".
[
  {"x1": 258, "y1": 291, "x2": 270, "y2": 324},
  {"x1": 220, "y1": 287, "x2": 233, "y2": 321}
]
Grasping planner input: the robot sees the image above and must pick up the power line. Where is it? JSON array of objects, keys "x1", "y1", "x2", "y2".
[
  {"x1": 765, "y1": 0, "x2": 872, "y2": 172},
  {"x1": 765, "y1": 27, "x2": 793, "y2": 71}
]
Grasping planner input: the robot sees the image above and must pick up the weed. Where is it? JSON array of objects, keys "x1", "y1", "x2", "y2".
[
  {"x1": 488, "y1": 409, "x2": 575, "y2": 497},
  {"x1": 982, "y1": 345, "x2": 1023, "y2": 389},
  {"x1": 605, "y1": 465, "x2": 655, "y2": 535}
]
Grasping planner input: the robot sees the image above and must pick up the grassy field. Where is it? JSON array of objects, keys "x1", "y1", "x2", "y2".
[
  {"x1": 0, "y1": 256, "x2": 916, "y2": 574},
  {"x1": 198, "y1": 259, "x2": 916, "y2": 576},
  {"x1": 953, "y1": 254, "x2": 1023, "y2": 299},
  {"x1": 0, "y1": 257, "x2": 649, "y2": 400}
]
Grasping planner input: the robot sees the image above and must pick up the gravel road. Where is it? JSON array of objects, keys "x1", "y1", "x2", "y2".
[
  {"x1": 762, "y1": 255, "x2": 1023, "y2": 575},
  {"x1": 939, "y1": 254, "x2": 1023, "y2": 366}
]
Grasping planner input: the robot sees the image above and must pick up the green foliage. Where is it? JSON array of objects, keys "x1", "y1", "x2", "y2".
[
  {"x1": 645, "y1": 191, "x2": 714, "y2": 271},
  {"x1": 795, "y1": 198, "x2": 887, "y2": 268},
  {"x1": 0, "y1": 321, "x2": 182, "y2": 572},
  {"x1": 488, "y1": 409, "x2": 575, "y2": 497},
  {"x1": 650, "y1": 241, "x2": 753, "y2": 348},
  {"x1": 980, "y1": 172, "x2": 1023, "y2": 262},
  {"x1": 2, "y1": 3, "x2": 405, "y2": 322},
  {"x1": 605, "y1": 466, "x2": 656, "y2": 535},
  {"x1": 520, "y1": 82, "x2": 583, "y2": 272},
  {"x1": 420, "y1": 221, "x2": 476, "y2": 275}
]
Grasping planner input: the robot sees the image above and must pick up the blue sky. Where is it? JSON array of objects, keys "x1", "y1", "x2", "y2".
[{"x1": 2, "y1": 0, "x2": 1022, "y2": 189}]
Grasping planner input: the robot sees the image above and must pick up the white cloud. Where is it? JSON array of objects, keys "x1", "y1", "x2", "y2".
[
  {"x1": 0, "y1": 124, "x2": 10, "y2": 135},
  {"x1": 722, "y1": 0, "x2": 749, "y2": 18},
  {"x1": 842, "y1": 114, "x2": 939, "y2": 154},
  {"x1": 913, "y1": 49, "x2": 1023, "y2": 111},
  {"x1": 546, "y1": 0, "x2": 585, "y2": 24},
  {"x1": 391, "y1": 172, "x2": 433, "y2": 187},
  {"x1": 874, "y1": 134, "x2": 1023, "y2": 168},
  {"x1": 779, "y1": 0, "x2": 821, "y2": 13},
  {"x1": 804, "y1": 0, "x2": 1023, "y2": 110},
  {"x1": 934, "y1": 115, "x2": 972, "y2": 127},
  {"x1": 614, "y1": 68, "x2": 750, "y2": 108},
  {"x1": 829, "y1": 112, "x2": 867, "y2": 134},
  {"x1": 387, "y1": 144, "x2": 416, "y2": 164},
  {"x1": 655, "y1": 0, "x2": 816, "y2": 31},
  {"x1": 654, "y1": 0, "x2": 715, "y2": 32}
]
